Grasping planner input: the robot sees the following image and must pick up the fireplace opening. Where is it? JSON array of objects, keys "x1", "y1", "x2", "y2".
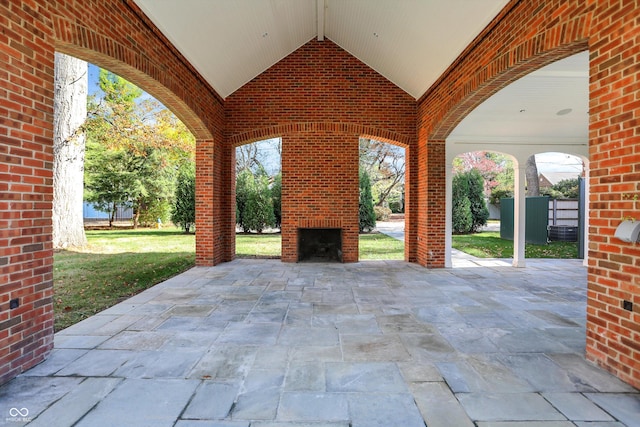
[{"x1": 298, "y1": 228, "x2": 342, "y2": 262}]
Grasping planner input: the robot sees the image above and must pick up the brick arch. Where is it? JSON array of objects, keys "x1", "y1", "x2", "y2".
[
  {"x1": 53, "y1": 28, "x2": 214, "y2": 142},
  {"x1": 416, "y1": 0, "x2": 640, "y2": 388},
  {"x1": 429, "y1": 41, "x2": 589, "y2": 142},
  {"x1": 419, "y1": 0, "x2": 594, "y2": 141},
  {"x1": 228, "y1": 122, "x2": 412, "y2": 148},
  {"x1": 415, "y1": 2, "x2": 595, "y2": 269},
  {"x1": 46, "y1": 3, "x2": 233, "y2": 269}
]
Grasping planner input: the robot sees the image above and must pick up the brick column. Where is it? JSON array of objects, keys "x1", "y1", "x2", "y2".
[
  {"x1": 221, "y1": 142, "x2": 236, "y2": 262},
  {"x1": 281, "y1": 133, "x2": 359, "y2": 262},
  {"x1": 416, "y1": 140, "x2": 446, "y2": 268},
  {"x1": 0, "y1": 2, "x2": 56, "y2": 384}
]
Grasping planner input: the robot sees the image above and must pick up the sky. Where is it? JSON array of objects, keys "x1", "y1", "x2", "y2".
[
  {"x1": 535, "y1": 152, "x2": 584, "y2": 175},
  {"x1": 88, "y1": 64, "x2": 102, "y2": 96}
]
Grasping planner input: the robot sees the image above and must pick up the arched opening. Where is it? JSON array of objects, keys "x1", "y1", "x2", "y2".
[
  {"x1": 234, "y1": 138, "x2": 282, "y2": 259},
  {"x1": 53, "y1": 59, "x2": 198, "y2": 331},
  {"x1": 358, "y1": 137, "x2": 406, "y2": 261},
  {"x1": 445, "y1": 51, "x2": 589, "y2": 268},
  {"x1": 448, "y1": 150, "x2": 588, "y2": 265}
]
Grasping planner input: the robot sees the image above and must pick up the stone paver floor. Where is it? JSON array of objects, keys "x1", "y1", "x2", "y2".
[{"x1": 1, "y1": 258, "x2": 639, "y2": 427}]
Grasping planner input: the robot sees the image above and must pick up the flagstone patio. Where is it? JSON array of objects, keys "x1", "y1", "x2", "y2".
[{"x1": 1, "y1": 257, "x2": 638, "y2": 427}]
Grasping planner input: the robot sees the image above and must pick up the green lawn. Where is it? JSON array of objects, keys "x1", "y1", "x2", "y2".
[
  {"x1": 359, "y1": 233, "x2": 404, "y2": 260},
  {"x1": 54, "y1": 228, "x2": 196, "y2": 331},
  {"x1": 452, "y1": 231, "x2": 579, "y2": 259},
  {"x1": 236, "y1": 233, "x2": 282, "y2": 258}
]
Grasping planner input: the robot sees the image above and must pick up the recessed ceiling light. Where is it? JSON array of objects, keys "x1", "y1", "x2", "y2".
[{"x1": 557, "y1": 108, "x2": 573, "y2": 116}]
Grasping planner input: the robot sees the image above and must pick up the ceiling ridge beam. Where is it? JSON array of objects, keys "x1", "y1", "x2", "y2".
[{"x1": 317, "y1": 0, "x2": 325, "y2": 41}]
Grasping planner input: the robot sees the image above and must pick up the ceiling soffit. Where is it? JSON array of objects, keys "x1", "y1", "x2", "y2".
[
  {"x1": 133, "y1": 0, "x2": 510, "y2": 99},
  {"x1": 447, "y1": 51, "x2": 589, "y2": 158}
]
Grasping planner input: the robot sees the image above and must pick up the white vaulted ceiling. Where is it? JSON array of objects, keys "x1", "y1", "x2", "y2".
[
  {"x1": 133, "y1": 1, "x2": 589, "y2": 150},
  {"x1": 133, "y1": 0, "x2": 509, "y2": 99},
  {"x1": 448, "y1": 51, "x2": 589, "y2": 158}
]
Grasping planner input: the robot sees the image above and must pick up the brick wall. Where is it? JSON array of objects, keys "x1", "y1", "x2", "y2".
[
  {"x1": 1, "y1": 0, "x2": 56, "y2": 386},
  {"x1": 2, "y1": 0, "x2": 639, "y2": 389},
  {"x1": 0, "y1": 0, "x2": 227, "y2": 384},
  {"x1": 417, "y1": 0, "x2": 640, "y2": 387},
  {"x1": 226, "y1": 39, "x2": 416, "y2": 262},
  {"x1": 281, "y1": 132, "x2": 359, "y2": 262},
  {"x1": 585, "y1": 0, "x2": 640, "y2": 388}
]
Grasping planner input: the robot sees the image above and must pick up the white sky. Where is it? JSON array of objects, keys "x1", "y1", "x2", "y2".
[{"x1": 535, "y1": 152, "x2": 583, "y2": 174}]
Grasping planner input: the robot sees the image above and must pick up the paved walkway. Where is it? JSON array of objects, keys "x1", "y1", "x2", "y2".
[{"x1": 1, "y1": 256, "x2": 639, "y2": 426}]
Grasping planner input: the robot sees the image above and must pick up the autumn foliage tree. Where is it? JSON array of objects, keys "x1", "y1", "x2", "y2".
[{"x1": 84, "y1": 69, "x2": 194, "y2": 227}]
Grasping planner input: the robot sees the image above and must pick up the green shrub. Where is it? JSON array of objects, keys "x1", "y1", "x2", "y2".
[
  {"x1": 467, "y1": 169, "x2": 489, "y2": 232},
  {"x1": 140, "y1": 199, "x2": 172, "y2": 228},
  {"x1": 452, "y1": 169, "x2": 488, "y2": 233},
  {"x1": 359, "y1": 170, "x2": 376, "y2": 232},
  {"x1": 452, "y1": 194, "x2": 473, "y2": 233},
  {"x1": 171, "y1": 164, "x2": 196, "y2": 233},
  {"x1": 388, "y1": 199, "x2": 404, "y2": 213},
  {"x1": 236, "y1": 169, "x2": 275, "y2": 233},
  {"x1": 272, "y1": 173, "x2": 282, "y2": 229}
]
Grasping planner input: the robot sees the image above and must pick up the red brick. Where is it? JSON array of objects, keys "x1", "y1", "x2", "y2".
[{"x1": 1, "y1": 0, "x2": 640, "y2": 391}]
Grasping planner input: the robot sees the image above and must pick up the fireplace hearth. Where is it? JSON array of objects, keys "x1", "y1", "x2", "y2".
[{"x1": 298, "y1": 228, "x2": 342, "y2": 262}]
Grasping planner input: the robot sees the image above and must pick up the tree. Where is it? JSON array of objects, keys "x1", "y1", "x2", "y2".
[
  {"x1": 244, "y1": 173, "x2": 275, "y2": 233},
  {"x1": 271, "y1": 172, "x2": 282, "y2": 229},
  {"x1": 359, "y1": 170, "x2": 376, "y2": 232},
  {"x1": 236, "y1": 139, "x2": 282, "y2": 176},
  {"x1": 52, "y1": 53, "x2": 88, "y2": 249},
  {"x1": 452, "y1": 173, "x2": 473, "y2": 233},
  {"x1": 359, "y1": 138, "x2": 405, "y2": 210},
  {"x1": 236, "y1": 143, "x2": 263, "y2": 174},
  {"x1": 541, "y1": 177, "x2": 580, "y2": 199},
  {"x1": 84, "y1": 69, "x2": 195, "y2": 227},
  {"x1": 235, "y1": 169, "x2": 252, "y2": 231},
  {"x1": 525, "y1": 155, "x2": 540, "y2": 196},
  {"x1": 84, "y1": 142, "x2": 138, "y2": 227},
  {"x1": 172, "y1": 163, "x2": 195, "y2": 233},
  {"x1": 452, "y1": 169, "x2": 489, "y2": 233},
  {"x1": 466, "y1": 169, "x2": 490, "y2": 232},
  {"x1": 454, "y1": 151, "x2": 510, "y2": 196},
  {"x1": 489, "y1": 165, "x2": 514, "y2": 205},
  {"x1": 452, "y1": 195, "x2": 473, "y2": 234},
  {"x1": 235, "y1": 169, "x2": 275, "y2": 233}
]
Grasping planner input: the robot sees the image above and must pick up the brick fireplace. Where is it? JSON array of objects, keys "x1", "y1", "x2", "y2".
[
  {"x1": 279, "y1": 133, "x2": 360, "y2": 263},
  {"x1": 298, "y1": 228, "x2": 342, "y2": 262},
  {"x1": 225, "y1": 41, "x2": 416, "y2": 264}
]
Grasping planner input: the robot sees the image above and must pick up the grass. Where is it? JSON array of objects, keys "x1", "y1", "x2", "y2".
[
  {"x1": 452, "y1": 231, "x2": 579, "y2": 259},
  {"x1": 54, "y1": 228, "x2": 195, "y2": 331},
  {"x1": 235, "y1": 233, "x2": 282, "y2": 258},
  {"x1": 359, "y1": 233, "x2": 404, "y2": 260}
]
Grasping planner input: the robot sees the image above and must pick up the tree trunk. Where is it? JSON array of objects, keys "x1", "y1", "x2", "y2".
[
  {"x1": 53, "y1": 53, "x2": 88, "y2": 248},
  {"x1": 525, "y1": 155, "x2": 540, "y2": 197},
  {"x1": 109, "y1": 202, "x2": 116, "y2": 227}
]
